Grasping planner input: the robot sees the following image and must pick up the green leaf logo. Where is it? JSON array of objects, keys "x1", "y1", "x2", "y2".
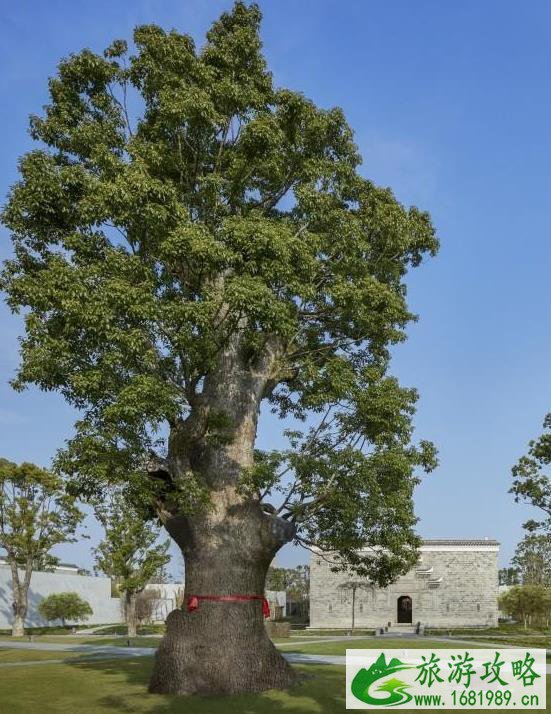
[{"x1": 351, "y1": 653, "x2": 413, "y2": 707}]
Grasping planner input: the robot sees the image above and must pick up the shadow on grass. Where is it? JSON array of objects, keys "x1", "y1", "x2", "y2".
[{"x1": 69, "y1": 657, "x2": 345, "y2": 714}]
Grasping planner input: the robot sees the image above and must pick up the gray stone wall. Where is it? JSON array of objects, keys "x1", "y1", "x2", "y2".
[
  {"x1": 310, "y1": 542, "x2": 499, "y2": 629},
  {"x1": 0, "y1": 564, "x2": 123, "y2": 629}
]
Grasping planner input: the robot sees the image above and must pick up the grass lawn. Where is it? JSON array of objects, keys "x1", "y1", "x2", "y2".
[
  {"x1": 90, "y1": 624, "x2": 165, "y2": 636},
  {"x1": 44, "y1": 636, "x2": 161, "y2": 648},
  {"x1": 0, "y1": 656, "x2": 548, "y2": 713},
  {"x1": 3, "y1": 633, "x2": 296, "y2": 648},
  {"x1": 0, "y1": 624, "x2": 117, "y2": 636},
  {"x1": 426, "y1": 623, "x2": 551, "y2": 637},
  {"x1": 451, "y1": 634, "x2": 551, "y2": 648},
  {"x1": 279, "y1": 637, "x2": 486, "y2": 656},
  {"x1": 0, "y1": 658, "x2": 346, "y2": 713},
  {"x1": 424, "y1": 624, "x2": 551, "y2": 654},
  {"x1": 290, "y1": 629, "x2": 374, "y2": 637},
  {"x1": 3, "y1": 635, "x2": 161, "y2": 648},
  {"x1": 0, "y1": 648, "x2": 79, "y2": 662}
]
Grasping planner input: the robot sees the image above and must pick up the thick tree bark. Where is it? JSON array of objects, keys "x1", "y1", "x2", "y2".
[
  {"x1": 149, "y1": 335, "x2": 298, "y2": 695},
  {"x1": 12, "y1": 612, "x2": 25, "y2": 638},
  {"x1": 10, "y1": 560, "x2": 31, "y2": 637},
  {"x1": 125, "y1": 591, "x2": 138, "y2": 638},
  {"x1": 149, "y1": 504, "x2": 296, "y2": 695}
]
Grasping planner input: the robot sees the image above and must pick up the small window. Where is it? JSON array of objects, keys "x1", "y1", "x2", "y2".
[
  {"x1": 359, "y1": 603, "x2": 363, "y2": 613},
  {"x1": 477, "y1": 604, "x2": 480, "y2": 611},
  {"x1": 328, "y1": 604, "x2": 333, "y2": 612},
  {"x1": 446, "y1": 604, "x2": 450, "y2": 612}
]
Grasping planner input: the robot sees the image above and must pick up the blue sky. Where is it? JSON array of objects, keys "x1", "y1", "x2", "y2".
[{"x1": 1, "y1": 0, "x2": 550, "y2": 577}]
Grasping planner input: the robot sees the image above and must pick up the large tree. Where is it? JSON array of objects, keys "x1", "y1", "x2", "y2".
[
  {"x1": 498, "y1": 584, "x2": 551, "y2": 629},
  {"x1": 1, "y1": 2, "x2": 437, "y2": 694},
  {"x1": 512, "y1": 414, "x2": 551, "y2": 532},
  {"x1": 512, "y1": 533, "x2": 551, "y2": 586},
  {"x1": 93, "y1": 494, "x2": 170, "y2": 637},
  {"x1": 0, "y1": 459, "x2": 83, "y2": 636}
]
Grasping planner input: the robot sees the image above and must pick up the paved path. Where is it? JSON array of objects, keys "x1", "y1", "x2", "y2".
[
  {"x1": 0, "y1": 640, "x2": 153, "y2": 659},
  {"x1": 0, "y1": 643, "x2": 345, "y2": 668},
  {"x1": 1, "y1": 638, "x2": 550, "y2": 674}
]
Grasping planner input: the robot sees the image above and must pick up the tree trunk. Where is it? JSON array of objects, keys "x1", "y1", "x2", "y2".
[
  {"x1": 149, "y1": 333, "x2": 296, "y2": 695},
  {"x1": 9, "y1": 560, "x2": 30, "y2": 637},
  {"x1": 126, "y1": 592, "x2": 138, "y2": 638},
  {"x1": 12, "y1": 612, "x2": 25, "y2": 638},
  {"x1": 149, "y1": 501, "x2": 296, "y2": 695}
]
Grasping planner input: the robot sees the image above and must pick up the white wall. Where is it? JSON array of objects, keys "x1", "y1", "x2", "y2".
[
  {"x1": 142, "y1": 584, "x2": 287, "y2": 621},
  {"x1": 0, "y1": 564, "x2": 123, "y2": 629},
  {"x1": 144, "y1": 582, "x2": 183, "y2": 621}
]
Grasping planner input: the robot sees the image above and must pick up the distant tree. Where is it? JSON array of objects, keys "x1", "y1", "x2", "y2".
[
  {"x1": 174, "y1": 587, "x2": 185, "y2": 609},
  {"x1": 338, "y1": 580, "x2": 372, "y2": 631},
  {"x1": 266, "y1": 567, "x2": 293, "y2": 591},
  {"x1": 38, "y1": 592, "x2": 92, "y2": 628},
  {"x1": 0, "y1": 459, "x2": 83, "y2": 636},
  {"x1": 149, "y1": 562, "x2": 173, "y2": 584},
  {"x1": 511, "y1": 414, "x2": 551, "y2": 532},
  {"x1": 94, "y1": 494, "x2": 170, "y2": 637},
  {"x1": 498, "y1": 584, "x2": 551, "y2": 628},
  {"x1": 512, "y1": 533, "x2": 551, "y2": 585},
  {"x1": 135, "y1": 588, "x2": 162, "y2": 625},
  {"x1": 266, "y1": 564, "x2": 309, "y2": 619},
  {"x1": 498, "y1": 567, "x2": 520, "y2": 586}
]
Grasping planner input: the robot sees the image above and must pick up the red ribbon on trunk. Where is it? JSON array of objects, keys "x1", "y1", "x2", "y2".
[{"x1": 187, "y1": 594, "x2": 271, "y2": 618}]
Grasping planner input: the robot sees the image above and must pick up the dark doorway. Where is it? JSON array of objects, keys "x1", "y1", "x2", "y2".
[{"x1": 397, "y1": 595, "x2": 412, "y2": 623}]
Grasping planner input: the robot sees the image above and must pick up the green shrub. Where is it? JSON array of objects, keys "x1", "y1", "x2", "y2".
[{"x1": 38, "y1": 593, "x2": 93, "y2": 628}]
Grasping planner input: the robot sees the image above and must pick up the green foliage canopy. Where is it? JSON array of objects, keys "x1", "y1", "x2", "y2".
[
  {"x1": 498, "y1": 584, "x2": 551, "y2": 627},
  {"x1": 38, "y1": 592, "x2": 93, "y2": 625},
  {"x1": 0, "y1": 459, "x2": 83, "y2": 570},
  {"x1": 498, "y1": 567, "x2": 520, "y2": 586},
  {"x1": 1, "y1": 2, "x2": 438, "y2": 583},
  {"x1": 266, "y1": 564, "x2": 309, "y2": 594},
  {"x1": 512, "y1": 533, "x2": 551, "y2": 586},
  {"x1": 93, "y1": 494, "x2": 170, "y2": 596},
  {"x1": 512, "y1": 414, "x2": 551, "y2": 533}
]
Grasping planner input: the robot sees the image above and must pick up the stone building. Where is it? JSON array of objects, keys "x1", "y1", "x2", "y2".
[{"x1": 310, "y1": 539, "x2": 499, "y2": 629}]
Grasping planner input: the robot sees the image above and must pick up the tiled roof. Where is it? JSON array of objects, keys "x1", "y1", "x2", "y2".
[
  {"x1": 422, "y1": 539, "x2": 499, "y2": 546},
  {"x1": 56, "y1": 562, "x2": 81, "y2": 569},
  {"x1": 0, "y1": 556, "x2": 81, "y2": 569}
]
